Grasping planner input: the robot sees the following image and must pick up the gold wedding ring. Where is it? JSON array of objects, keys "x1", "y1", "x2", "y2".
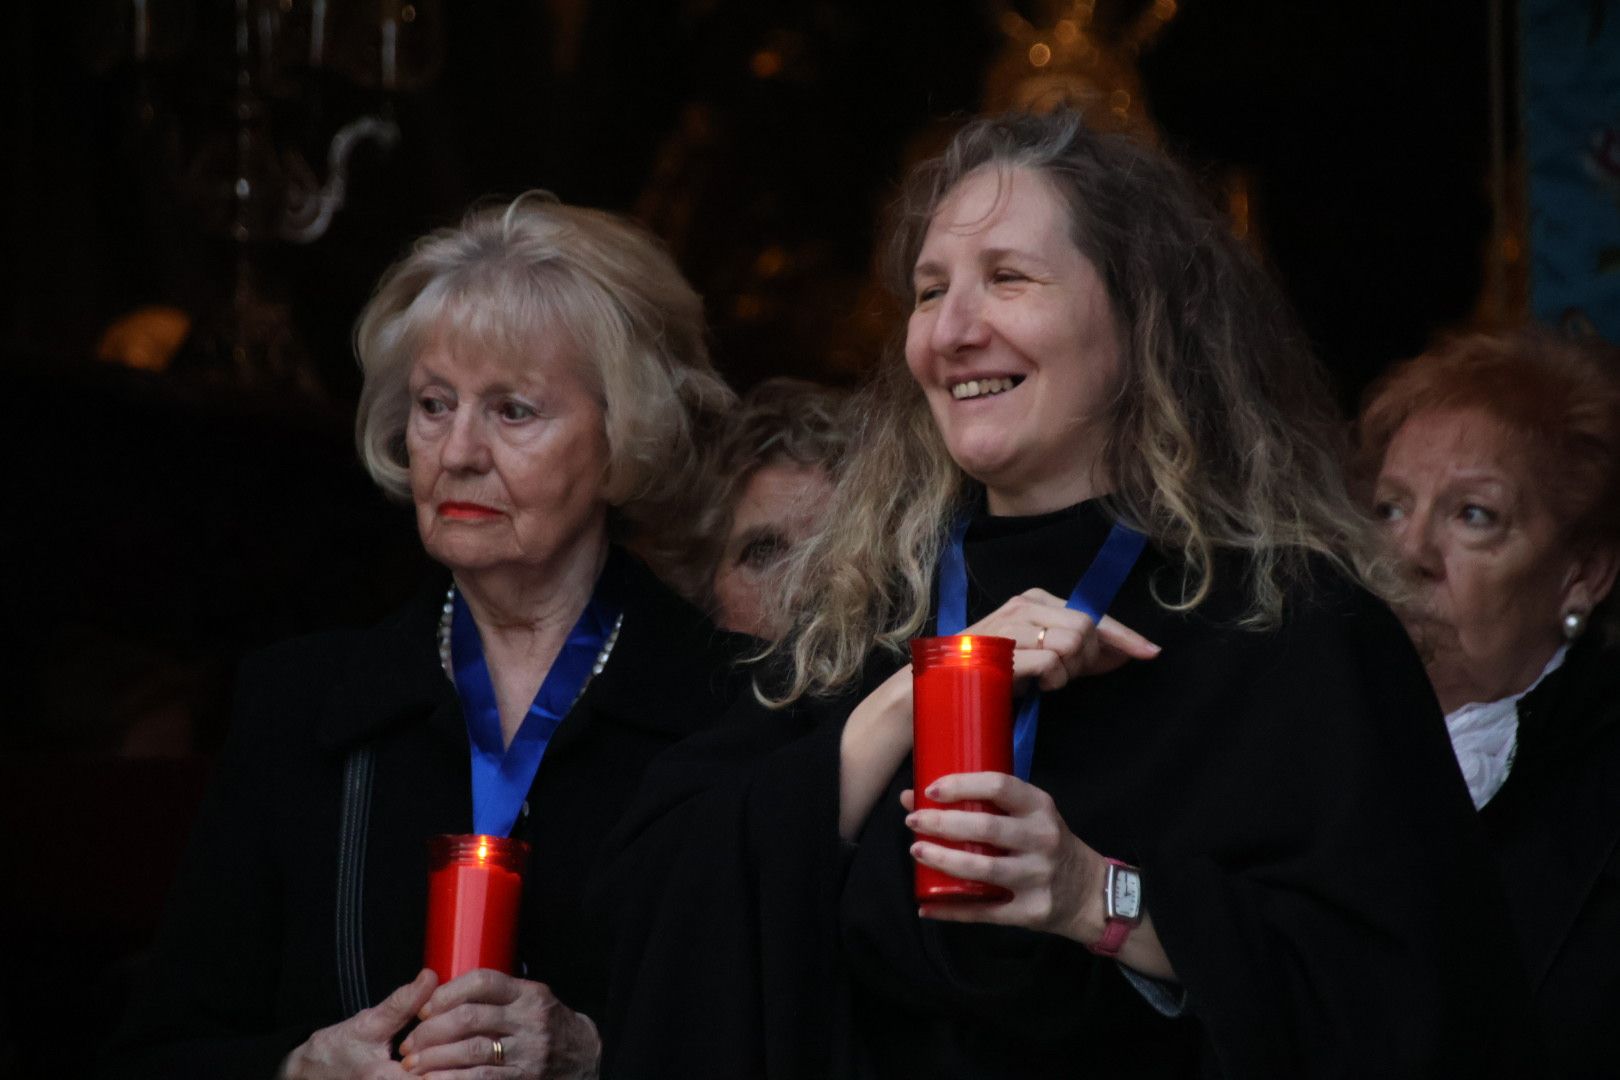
[
  {"x1": 491, "y1": 1037, "x2": 505, "y2": 1065},
  {"x1": 1035, "y1": 627, "x2": 1048, "y2": 650}
]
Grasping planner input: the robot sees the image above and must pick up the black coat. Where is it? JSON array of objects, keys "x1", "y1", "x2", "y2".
[
  {"x1": 599, "y1": 503, "x2": 1538, "y2": 1078},
  {"x1": 110, "y1": 551, "x2": 748, "y2": 1079},
  {"x1": 1481, "y1": 631, "x2": 1620, "y2": 1078}
]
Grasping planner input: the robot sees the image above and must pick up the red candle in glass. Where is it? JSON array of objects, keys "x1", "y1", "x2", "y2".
[
  {"x1": 423, "y1": 834, "x2": 529, "y2": 982},
  {"x1": 910, "y1": 634, "x2": 1016, "y2": 903}
]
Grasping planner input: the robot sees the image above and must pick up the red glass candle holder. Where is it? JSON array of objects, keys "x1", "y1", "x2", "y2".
[
  {"x1": 910, "y1": 634, "x2": 1016, "y2": 904},
  {"x1": 423, "y1": 834, "x2": 530, "y2": 982}
]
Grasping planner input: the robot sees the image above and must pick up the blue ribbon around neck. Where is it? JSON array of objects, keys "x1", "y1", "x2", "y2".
[
  {"x1": 450, "y1": 566, "x2": 623, "y2": 838},
  {"x1": 935, "y1": 513, "x2": 1146, "y2": 780}
]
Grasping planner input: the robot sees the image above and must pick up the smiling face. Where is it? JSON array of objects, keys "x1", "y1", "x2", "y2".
[
  {"x1": 905, "y1": 165, "x2": 1122, "y2": 515},
  {"x1": 406, "y1": 323, "x2": 612, "y2": 589},
  {"x1": 1373, "y1": 407, "x2": 1605, "y2": 712}
]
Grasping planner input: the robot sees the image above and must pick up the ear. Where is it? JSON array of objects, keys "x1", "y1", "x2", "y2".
[{"x1": 1560, "y1": 543, "x2": 1620, "y2": 616}]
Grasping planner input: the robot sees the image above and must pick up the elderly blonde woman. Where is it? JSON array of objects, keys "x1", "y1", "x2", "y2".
[
  {"x1": 1360, "y1": 329, "x2": 1620, "y2": 1077},
  {"x1": 599, "y1": 112, "x2": 1536, "y2": 1078},
  {"x1": 112, "y1": 194, "x2": 741, "y2": 1080}
]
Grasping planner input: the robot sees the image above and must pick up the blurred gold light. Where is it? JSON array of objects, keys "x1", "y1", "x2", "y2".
[
  {"x1": 400, "y1": 4, "x2": 416, "y2": 23},
  {"x1": 958, "y1": 636, "x2": 973, "y2": 655},
  {"x1": 1028, "y1": 42, "x2": 1052, "y2": 67},
  {"x1": 750, "y1": 49, "x2": 783, "y2": 78},
  {"x1": 755, "y1": 246, "x2": 789, "y2": 278},
  {"x1": 1054, "y1": 20, "x2": 1080, "y2": 45},
  {"x1": 1154, "y1": 0, "x2": 1178, "y2": 18},
  {"x1": 1110, "y1": 89, "x2": 1131, "y2": 112},
  {"x1": 96, "y1": 306, "x2": 191, "y2": 372}
]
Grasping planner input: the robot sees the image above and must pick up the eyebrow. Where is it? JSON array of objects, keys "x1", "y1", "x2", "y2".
[
  {"x1": 912, "y1": 246, "x2": 1051, "y2": 281},
  {"x1": 730, "y1": 524, "x2": 787, "y2": 554}
]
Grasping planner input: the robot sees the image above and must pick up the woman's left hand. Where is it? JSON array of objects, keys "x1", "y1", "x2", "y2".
[
  {"x1": 398, "y1": 969, "x2": 600, "y2": 1079},
  {"x1": 904, "y1": 772, "x2": 1176, "y2": 981}
]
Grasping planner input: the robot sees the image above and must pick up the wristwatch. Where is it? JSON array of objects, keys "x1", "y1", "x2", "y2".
[{"x1": 1088, "y1": 858, "x2": 1144, "y2": 957}]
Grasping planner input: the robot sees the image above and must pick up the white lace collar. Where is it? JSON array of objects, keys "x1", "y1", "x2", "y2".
[{"x1": 1445, "y1": 645, "x2": 1568, "y2": 809}]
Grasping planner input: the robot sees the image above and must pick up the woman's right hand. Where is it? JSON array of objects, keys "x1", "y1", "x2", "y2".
[
  {"x1": 279, "y1": 969, "x2": 438, "y2": 1080},
  {"x1": 838, "y1": 590, "x2": 1157, "y2": 838},
  {"x1": 965, "y1": 587, "x2": 1160, "y2": 692}
]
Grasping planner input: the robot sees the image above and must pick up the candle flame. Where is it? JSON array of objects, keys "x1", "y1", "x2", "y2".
[
  {"x1": 958, "y1": 636, "x2": 973, "y2": 655},
  {"x1": 476, "y1": 841, "x2": 489, "y2": 863}
]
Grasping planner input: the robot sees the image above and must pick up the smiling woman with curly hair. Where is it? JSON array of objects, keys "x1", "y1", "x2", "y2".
[{"x1": 598, "y1": 112, "x2": 1536, "y2": 1079}]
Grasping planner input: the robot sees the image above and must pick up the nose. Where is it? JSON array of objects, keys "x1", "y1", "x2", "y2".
[
  {"x1": 441, "y1": 406, "x2": 493, "y2": 473},
  {"x1": 928, "y1": 282, "x2": 990, "y2": 355},
  {"x1": 1392, "y1": 507, "x2": 1444, "y2": 583}
]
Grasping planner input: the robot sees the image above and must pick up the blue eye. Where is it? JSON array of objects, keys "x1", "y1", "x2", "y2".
[
  {"x1": 418, "y1": 395, "x2": 450, "y2": 416},
  {"x1": 1459, "y1": 504, "x2": 1498, "y2": 528},
  {"x1": 498, "y1": 400, "x2": 537, "y2": 422},
  {"x1": 1374, "y1": 501, "x2": 1404, "y2": 523}
]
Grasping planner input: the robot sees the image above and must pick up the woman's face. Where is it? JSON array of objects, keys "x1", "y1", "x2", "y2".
[
  {"x1": 406, "y1": 323, "x2": 611, "y2": 584},
  {"x1": 1373, "y1": 407, "x2": 1606, "y2": 711},
  {"x1": 905, "y1": 165, "x2": 1122, "y2": 516},
  {"x1": 711, "y1": 459, "x2": 834, "y2": 640}
]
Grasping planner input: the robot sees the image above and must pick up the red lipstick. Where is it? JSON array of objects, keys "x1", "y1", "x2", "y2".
[{"x1": 438, "y1": 501, "x2": 502, "y2": 521}]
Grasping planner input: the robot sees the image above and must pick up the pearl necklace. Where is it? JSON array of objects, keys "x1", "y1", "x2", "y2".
[{"x1": 438, "y1": 584, "x2": 625, "y2": 701}]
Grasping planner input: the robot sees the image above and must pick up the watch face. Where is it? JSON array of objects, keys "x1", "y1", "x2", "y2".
[{"x1": 1110, "y1": 866, "x2": 1143, "y2": 921}]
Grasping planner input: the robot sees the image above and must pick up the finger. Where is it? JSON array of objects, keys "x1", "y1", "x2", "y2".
[
  {"x1": 400, "y1": 1002, "x2": 508, "y2": 1055},
  {"x1": 1095, "y1": 614, "x2": 1160, "y2": 659},
  {"x1": 909, "y1": 840, "x2": 1016, "y2": 887},
  {"x1": 899, "y1": 788, "x2": 916, "y2": 813},
  {"x1": 1013, "y1": 646, "x2": 1077, "y2": 692},
  {"x1": 355, "y1": 969, "x2": 439, "y2": 1041},
  {"x1": 420, "y1": 969, "x2": 523, "y2": 1020},
  {"x1": 905, "y1": 807, "x2": 1016, "y2": 847},
  {"x1": 924, "y1": 771, "x2": 1047, "y2": 814},
  {"x1": 401, "y1": 1033, "x2": 509, "y2": 1076}
]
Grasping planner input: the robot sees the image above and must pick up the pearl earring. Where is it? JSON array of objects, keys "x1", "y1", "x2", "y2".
[{"x1": 1562, "y1": 609, "x2": 1588, "y2": 642}]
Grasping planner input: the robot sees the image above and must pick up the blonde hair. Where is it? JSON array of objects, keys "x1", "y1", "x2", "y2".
[
  {"x1": 353, "y1": 192, "x2": 735, "y2": 551},
  {"x1": 769, "y1": 111, "x2": 1383, "y2": 703}
]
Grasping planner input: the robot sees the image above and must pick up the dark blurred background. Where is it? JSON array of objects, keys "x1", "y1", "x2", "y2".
[{"x1": 1, "y1": 1, "x2": 1508, "y2": 1076}]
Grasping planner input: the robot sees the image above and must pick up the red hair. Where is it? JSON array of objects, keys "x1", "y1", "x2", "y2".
[{"x1": 1356, "y1": 328, "x2": 1620, "y2": 550}]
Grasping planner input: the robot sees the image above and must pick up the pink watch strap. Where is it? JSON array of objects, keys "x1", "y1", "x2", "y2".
[{"x1": 1090, "y1": 917, "x2": 1133, "y2": 957}]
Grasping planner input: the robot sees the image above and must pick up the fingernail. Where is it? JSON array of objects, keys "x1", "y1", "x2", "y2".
[
  {"x1": 401, "y1": 1054, "x2": 417, "y2": 1071},
  {"x1": 925, "y1": 783, "x2": 940, "y2": 798},
  {"x1": 400, "y1": 1037, "x2": 414, "y2": 1054},
  {"x1": 904, "y1": 813, "x2": 918, "y2": 827}
]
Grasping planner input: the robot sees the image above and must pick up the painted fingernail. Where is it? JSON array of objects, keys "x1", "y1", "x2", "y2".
[{"x1": 925, "y1": 783, "x2": 940, "y2": 798}]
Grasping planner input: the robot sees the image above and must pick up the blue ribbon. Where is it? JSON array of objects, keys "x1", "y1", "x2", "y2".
[
  {"x1": 450, "y1": 565, "x2": 623, "y2": 838},
  {"x1": 935, "y1": 513, "x2": 1146, "y2": 780}
]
